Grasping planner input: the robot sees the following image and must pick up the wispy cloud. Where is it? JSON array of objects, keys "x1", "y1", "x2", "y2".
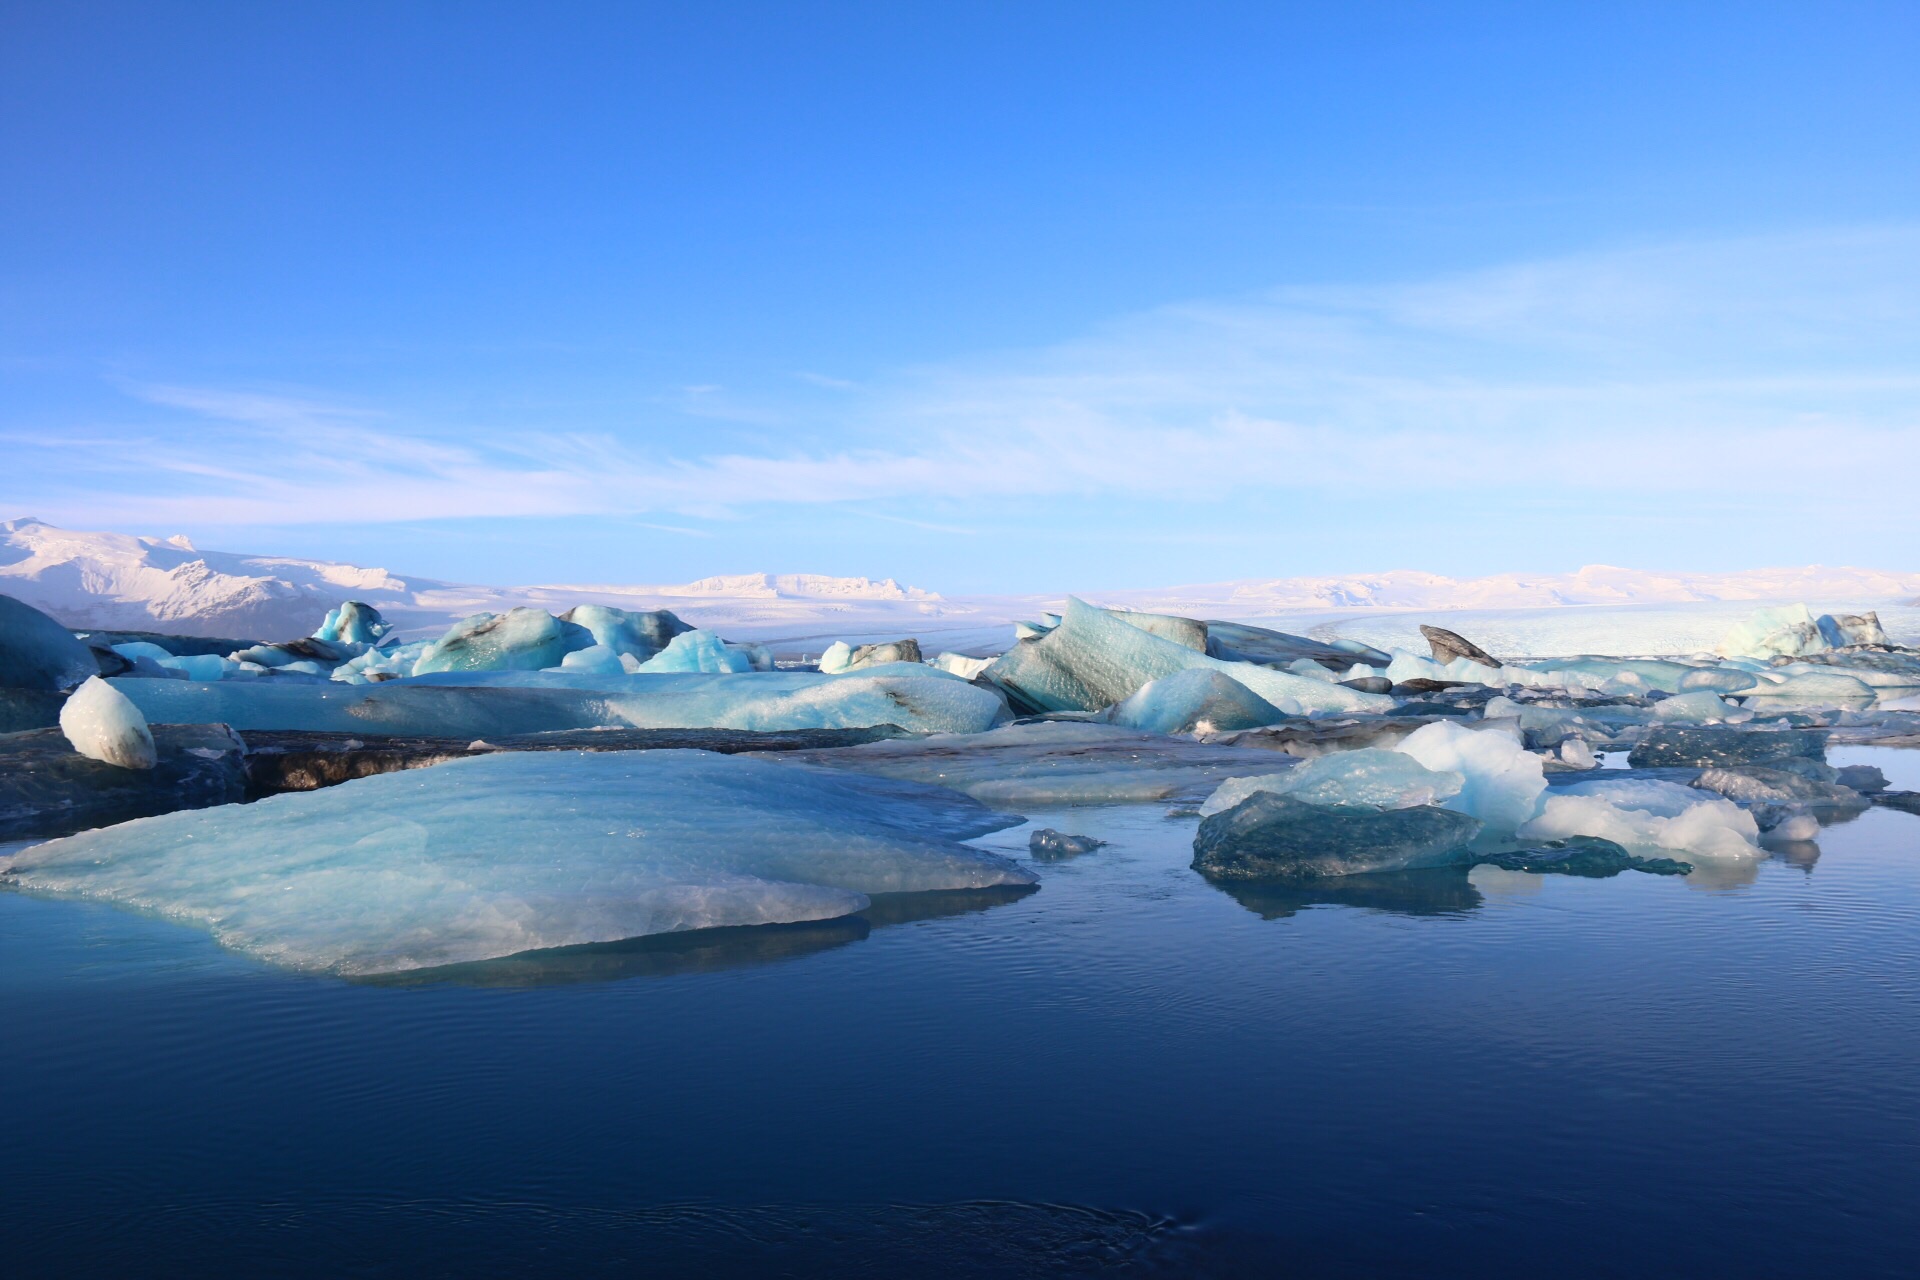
[{"x1": 8, "y1": 227, "x2": 1920, "y2": 532}]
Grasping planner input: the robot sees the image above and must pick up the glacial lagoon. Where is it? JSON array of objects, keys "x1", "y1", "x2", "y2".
[{"x1": 3, "y1": 742, "x2": 1917, "y2": 1276}]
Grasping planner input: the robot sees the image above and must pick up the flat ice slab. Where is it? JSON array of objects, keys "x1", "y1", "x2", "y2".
[{"x1": 2, "y1": 750, "x2": 1031, "y2": 976}]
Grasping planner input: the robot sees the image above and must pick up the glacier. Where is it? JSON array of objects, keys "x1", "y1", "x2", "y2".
[{"x1": 1, "y1": 750, "x2": 1032, "y2": 975}]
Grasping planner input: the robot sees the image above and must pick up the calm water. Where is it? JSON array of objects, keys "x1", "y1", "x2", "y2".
[{"x1": 4, "y1": 747, "x2": 1920, "y2": 1277}]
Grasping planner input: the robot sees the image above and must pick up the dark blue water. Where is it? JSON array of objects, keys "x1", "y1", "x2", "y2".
[{"x1": 4, "y1": 747, "x2": 1920, "y2": 1277}]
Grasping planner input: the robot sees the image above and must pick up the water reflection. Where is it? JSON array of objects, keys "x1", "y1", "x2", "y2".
[
  {"x1": 1210, "y1": 868, "x2": 1483, "y2": 920},
  {"x1": 363, "y1": 885, "x2": 1038, "y2": 988}
]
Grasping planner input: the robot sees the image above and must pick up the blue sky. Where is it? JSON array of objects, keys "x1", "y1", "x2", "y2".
[{"x1": 3, "y1": 2, "x2": 1917, "y2": 592}]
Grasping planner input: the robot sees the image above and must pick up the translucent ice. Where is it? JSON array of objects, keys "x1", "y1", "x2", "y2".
[
  {"x1": 1106, "y1": 668, "x2": 1285, "y2": 735},
  {"x1": 2, "y1": 750, "x2": 1032, "y2": 975},
  {"x1": 1651, "y1": 690, "x2": 1743, "y2": 723},
  {"x1": 634, "y1": 629, "x2": 753, "y2": 674},
  {"x1": 1520, "y1": 777, "x2": 1760, "y2": 861},
  {"x1": 111, "y1": 666, "x2": 1006, "y2": 736},
  {"x1": 1392, "y1": 719, "x2": 1546, "y2": 834},
  {"x1": 1716, "y1": 604, "x2": 1827, "y2": 660},
  {"x1": 557, "y1": 644, "x2": 640, "y2": 676},
  {"x1": 558, "y1": 604, "x2": 691, "y2": 662},
  {"x1": 313, "y1": 601, "x2": 392, "y2": 646},
  {"x1": 982, "y1": 597, "x2": 1391, "y2": 716},
  {"x1": 0, "y1": 593, "x2": 98, "y2": 691},
  {"x1": 58, "y1": 675, "x2": 156, "y2": 769},
  {"x1": 929, "y1": 652, "x2": 995, "y2": 680},
  {"x1": 1199, "y1": 748, "x2": 1464, "y2": 817},
  {"x1": 413, "y1": 608, "x2": 593, "y2": 675}
]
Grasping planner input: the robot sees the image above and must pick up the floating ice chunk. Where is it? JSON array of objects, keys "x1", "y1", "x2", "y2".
[
  {"x1": 1817, "y1": 611, "x2": 1889, "y2": 648},
  {"x1": 0, "y1": 594, "x2": 98, "y2": 691},
  {"x1": 1107, "y1": 668, "x2": 1285, "y2": 735},
  {"x1": 157, "y1": 653, "x2": 239, "y2": 682},
  {"x1": 1628, "y1": 725, "x2": 1827, "y2": 769},
  {"x1": 59, "y1": 675, "x2": 156, "y2": 769},
  {"x1": 818, "y1": 641, "x2": 854, "y2": 674},
  {"x1": 1744, "y1": 668, "x2": 1877, "y2": 704},
  {"x1": 1200, "y1": 748, "x2": 1464, "y2": 816},
  {"x1": 1526, "y1": 657, "x2": 1712, "y2": 695},
  {"x1": 1716, "y1": 604, "x2": 1828, "y2": 660},
  {"x1": 2, "y1": 750, "x2": 1032, "y2": 975},
  {"x1": 557, "y1": 644, "x2": 630, "y2": 676},
  {"x1": 1029, "y1": 829, "x2": 1106, "y2": 859},
  {"x1": 733, "y1": 643, "x2": 776, "y2": 672},
  {"x1": 634, "y1": 629, "x2": 753, "y2": 674},
  {"x1": 1678, "y1": 666, "x2": 1761, "y2": 694},
  {"x1": 1771, "y1": 660, "x2": 1912, "y2": 689},
  {"x1": 1392, "y1": 719, "x2": 1546, "y2": 834},
  {"x1": 112, "y1": 667, "x2": 1005, "y2": 736},
  {"x1": 111, "y1": 640, "x2": 176, "y2": 663},
  {"x1": 313, "y1": 601, "x2": 391, "y2": 646},
  {"x1": 771, "y1": 720, "x2": 1295, "y2": 807},
  {"x1": 557, "y1": 604, "x2": 691, "y2": 662},
  {"x1": 414, "y1": 608, "x2": 593, "y2": 675},
  {"x1": 929, "y1": 652, "x2": 995, "y2": 680},
  {"x1": 1192, "y1": 793, "x2": 1483, "y2": 881},
  {"x1": 1652, "y1": 690, "x2": 1742, "y2": 723},
  {"x1": 332, "y1": 640, "x2": 432, "y2": 684},
  {"x1": 1205, "y1": 621, "x2": 1383, "y2": 670},
  {"x1": 1520, "y1": 777, "x2": 1760, "y2": 860},
  {"x1": 983, "y1": 597, "x2": 1390, "y2": 716}
]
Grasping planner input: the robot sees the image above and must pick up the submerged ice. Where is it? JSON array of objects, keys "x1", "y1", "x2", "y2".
[{"x1": 2, "y1": 751, "x2": 1032, "y2": 975}]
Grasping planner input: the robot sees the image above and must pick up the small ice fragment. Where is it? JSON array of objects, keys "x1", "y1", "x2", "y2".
[{"x1": 59, "y1": 675, "x2": 157, "y2": 769}]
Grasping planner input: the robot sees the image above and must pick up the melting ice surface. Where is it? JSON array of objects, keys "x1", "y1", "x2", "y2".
[{"x1": 3, "y1": 751, "x2": 1031, "y2": 975}]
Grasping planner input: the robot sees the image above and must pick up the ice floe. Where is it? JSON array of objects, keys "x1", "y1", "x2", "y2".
[{"x1": 2, "y1": 750, "x2": 1032, "y2": 975}]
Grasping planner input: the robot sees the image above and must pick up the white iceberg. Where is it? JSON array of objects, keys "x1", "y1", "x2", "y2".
[
  {"x1": 1391, "y1": 719, "x2": 1546, "y2": 834},
  {"x1": 1521, "y1": 777, "x2": 1760, "y2": 861},
  {"x1": 58, "y1": 675, "x2": 156, "y2": 769}
]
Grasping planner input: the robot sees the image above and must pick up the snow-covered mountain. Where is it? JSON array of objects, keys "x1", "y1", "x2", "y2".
[
  {"x1": 5, "y1": 518, "x2": 1918, "y2": 655},
  {"x1": 0, "y1": 518, "x2": 970, "y2": 644}
]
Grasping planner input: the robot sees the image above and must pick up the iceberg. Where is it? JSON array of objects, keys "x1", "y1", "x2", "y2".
[
  {"x1": 558, "y1": 644, "x2": 641, "y2": 676},
  {"x1": 1199, "y1": 748, "x2": 1464, "y2": 817},
  {"x1": 1191, "y1": 793, "x2": 1483, "y2": 881},
  {"x1": 1519, "y1": 777, "x2": 1760, "y2": 861},
  {"x1": 982, "y1": 597, "x2": 1392, "y2": 716},
  {"x1": 109, "y1": 666, "x2": 1006, "y2": 737},
  {"x1": 1817, "y1": 611, "x2": 1890, "y2": 648},
  {"x1": 0, "y1": 593, "x2": 98, "y2": 691},
  {"x1": 414, "y1": 608, "x2": 593, "y2": 675},
  {"x1": 1716, "y1": 604, "x2": 1828, "y2": 660},
  {"x1": 313, "y1": 601, "x2": 392, "y2": 647},
  {"x1": 1204, "y1": 620, "x2": 1386, "y2": 670},
  {"x1": 1651, "y1": 690, "x2": 1744, "y2": 723},
  {"x1": 3, "y1": 751, "x2": 1033, "y2": 976},
  {"x1": 557, "y1": 604, "x2": 691, "y2": 662},
  {"x1": 1106, "y1": 668, "x2": 1285, "y2": 735},
  {"x1": 634, "y1": 629, "x2": 753, "y2": 674},
  {"x1": 58, "y1": 675, "x2": 156, "y2": 769},
  {"x1": 1391, "y1": 719, "x2": 1546, "y2": 834}
]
